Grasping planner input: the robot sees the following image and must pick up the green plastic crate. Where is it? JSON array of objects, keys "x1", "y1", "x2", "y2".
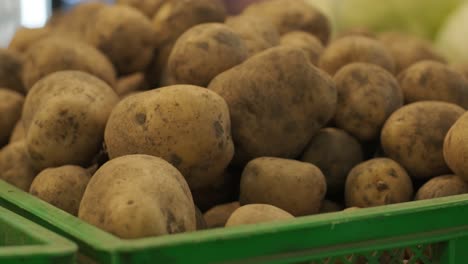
[
  {"x1": 1, "y1": 180, "x2": 468, "y2": 264},
  {"x1": 0, "y1": 204, "x2": 77, "y2": 264}
]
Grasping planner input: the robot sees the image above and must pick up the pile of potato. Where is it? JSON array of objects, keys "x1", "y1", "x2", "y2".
[{"x1": 2, "y1": 0, "x2": 468, "y2": 240}]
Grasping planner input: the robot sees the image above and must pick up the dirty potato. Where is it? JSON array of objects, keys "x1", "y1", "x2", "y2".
[
  {"x1": 444, "y1": 112, "x2": 468, "y2": 182},
  {"x1": 0, "y1": 141, "x2": 37, "y2": 191},
  {"x1": 225, "y1": 204, "x2": 294, "y2": 227},
  {"x1": 0, "y1": 89, "x2": 24, "y2": 147},
  {"x1": 204, "y1": 202, "x2": 240, "y2": 228},
  {"x1": 415, "y1": 175, "x2": 468, "y2": 200}
]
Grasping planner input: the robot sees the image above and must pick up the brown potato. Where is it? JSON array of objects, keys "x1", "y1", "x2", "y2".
[
  {"x1": 0, "y1": 141, "x2": 37, "y2": 191},
  {"x1": 79, "y1": 154, "x2": 196, "y2": 238},
  {"x1": 320, "y1": 200, "x2": 344, "y2": 213},
  {"x1": 0, "y1": 49, "x2": 24, "y2": 93},
  {"x1": 242, "y1": 0, "x2": 330, "y2": 44},
  {"x1": 115, "y1": 73, "x2": 147, "y2": 97},
  {"x1": 167, "y1": 23, "x2": 248, "y2": 86},
  {"x1": 0, "y1": 89, "x2": 24, "y2": 147},
  {"x1": 104, "y1": 85, "x2": 234, "y2": 191},
  {"x1": 21, "y1": 37, "x2": 116, "y2": 90},
  {"x1": 398, "y1": 61, "x2": 468, "y2": 108},
  {"x1": 381, "y1": 101, "x2": 465, "y2": 179},
  {"x1": 333, "y1": 63, "x2": 403, "y2": 141},
  {"x1": 203, "y1": 202, "x2": 240, "y2": 228},
  {"x1": 22, "y1": 71, "x2": 119, "y2": 171},
  {"x1": 116, "y1": 0, "x2": 165, "y2": 18},
  {"x1": 280, "y1": 31, "x2": 324, "y2": 65},
  {"x1": 8, "y1": 27, "x2": 51, "y2": 53},
  {"x1": 444, "y1": 112, "x2": 468, "y2": 181},
  {"x1": 208, "y1": 46, "x2": 337, "y2": 165},
  {"x1": 319, "y1": 36, "x2": 395, "y2": 76},
  {"x1": 415, "y1": 175, "x2": 468, "y2": 200},
  {"x1": 29, "y1": 165, "x2": 91, "y2": 216},
  {"x1": 9, "y1": 120, "x2": 25, "y2": 144},
  {"x1": 301, "y1": 128, "x2": 363, "y2": 197},
  {"x1": 240, "y1": 157, "x2": 326, "y2": 216},
  {"x1": 225, "y1": 204, "x2": 294, "y2": 227},
  {"x1": 345, "y1": 158, "x2": 413, "y2": 207}
]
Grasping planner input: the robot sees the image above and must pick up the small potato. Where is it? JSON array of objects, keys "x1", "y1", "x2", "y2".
[
  {"x1": 168, "y1": 23, "x2": 248, "y2": 87},
  {"x1": 319, "y1": 36, "x2": 395, "y2": 76},
  {"x1": 8, "y1": 27, "x2": 51, "y2": 53},
  {"x1": 333, "y1": 63, "x2": 403, "y2": 141},
  {"x1": 381, "y1": 101, "x2": 464, "y2": 179},
  {"x1": 85, "y1": 5, "x2": 155, "y2": 74},
  {"x1": 79, "y1": 155, "x2": 196, "y2": 238},
  {"x1": 22, "y1": 71, "x2": 119, "y2": 171},
  {"x1": 104, "y1": 85, "x2": 234, "y2": 191},
  {"x1": 115, "y1": 73, "x2": 147, "y2": 97},
  {"x1": 21, "y1": 37, "x2": 116, "y2": 90},
  {"x1": 240, "y1": 157, "x2": 326, "y2": 216},
  {"x1": 320, "y1": 200, "x2": 344, "y2": 213},
  {"x1": 243, "y1": 0, "x2": 330, "y2": 44},
  {"x1": 116, "y1": 0, "x2": 165, "y2": 18},
  {"x1": 398, "y1": 61, "x2": 468, "y2": 108},
  {"x1": 29, "y1": 165, "x2": 91, "y2": 216},
  {"x1": 345, "y1": 158, "x2": 413, "y2": 208},
  {"x1": 204, "y1": 202, "x2": 240, "y2": 228},
  {"x1": 9, "y1": 120, "x2": 25, "y2": 143},
  {"x1": 280, "y1": 31, "x2": 324, "y2": 65},
  {"x1": 226, "y1": 15, "x2": 280, "y2": 57},
  {"x1": 0, "y1": 49, "x2": 24, "y2": 93},
  {"x1": 209, "y1": 46, "x2": 337, "y2": 165},
  {"x1": 0, "y1": 89, "x2": 24, "y2": 147},
  {"x1": 225, "y1": 204, "x2": 294, "y2": 227},
  {"x1": 415, "y1": 175, "x2": 468, "y2": 200},
  {"x1": 301, "y1": 128, "x2": 363, "y2": 197},
  {"x1": 0, "y1": 141, "x2": 37, "y2": 191},
  {"x1": 444, "y1": 112, "x2": 468, "y2": 181}
]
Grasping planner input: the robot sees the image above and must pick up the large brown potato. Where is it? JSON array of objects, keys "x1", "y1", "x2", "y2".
[
  {"x1": 333, "y1": 63, "x2": 403, "y2": 141},
  {"x1": 240, "y1": 157, "x2": 326, "y2": 216},
  {"x1": 381, "y1": 101, "x2": 464, "y2": 179},
  {"x1": 79, "y1": 155, "x2": 196, "y2": 238},
  {"x1": 444, "y1": 112, "x2": 468, "y2": 181},
  {"x1": 0, "y1": 89, "x2": 24, "y2": 147},
  {"x1": 280, "y1": 31, "x2": 324, "y2": 66},
  {"x1": 0, "y1": 141, "x2": 37, "y2": 191},
  {"x1": 208, "y1": 46, "x2": 337, "y2": 165},
  {"x1": 104, "y1": 85, "x2": 234, "y2": 190},
  {"x1": 415, "y1": 175, "x2": 468, "y2": 200},
  {"x1": 0, "y1": 49, "x2": 24, "y2": 93}
]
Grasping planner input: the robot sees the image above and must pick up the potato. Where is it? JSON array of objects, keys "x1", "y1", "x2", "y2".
[
  {"x1": 204, "y1": 202, "x2": 240, "y2": 228},
  {"x1": 104, "y1": 85, "x2": 234, "y2": 190},
  {"x1": 8, "y1": 27, "x2": 51, "y2": 53},
  {"x1": 319, "y1": 36, "x2": 395, "y2": 76},
  {"x1": 0, "y1": 49, "x2": 24, "y2": 93},
  {"x1": 415, "y1": 175, "x2": 468, "y2": 200},
  {"x1": 345, "y1": 158, "x2": 413, "y2": 207},
  {"x1": 240, "y1": 157, "x2": 326, "y2": 216},
  {"x1": 0, "y1": 89, "x2": 24, "y2": 147},
  {"x1": 451, "y1": 63, "x2": 468, "y2": 80},
  {"x1": 280, "y1": 31, "x2": 324, "y2": 66},
  {"x1": 9, "y1": 120, "x2": 25, "y2": 143},
  {"x1": 398, "y1": 61, "x2": 468, "y2": 108},
  {"x1": 167, "y1": 23, "x2": 248, "y2": 87},
  {"x1": 301, "y1": 128, "x2": 363, "y2": 197},
  {"x1": 379, "y1": 32, "x2": 446, "y2": 73},
  {"x1": 242, "y1": 0, "x2": 330, "y2": 44},
  {"x1": 225, "y1": 204, "x2": 294, "y2": 227},
  {"x1": 85, "y1": 5, "x2": 155, "y2": 74},
  {"x1": 444, "y1": 112, "x2": 468, "y2": 182},
  {"x1": 381, "y1": 101, "x2": 464, "y2": 179},
  {"x1": 208, "y1": 46, "x2": 337, "y2": 165},
  {"x1": 0, "y1": 141, "x2": 37, "y2": 191},
  {"x1": 29, "y1": 165, "x2": 91, "y2": 216},
  {"x1": 22, "y1": 71, "x2": 119, "y2": 171},
  {"x1": 333, "y1": 63, "x2": 403, "y2": 141},
  {"x1": 116, "y1": 0, "x2": 165, "y2": 18},
  {"x1": 152, "y1": 0, "x2": 226, "y2": 47},
  {"x1": 320, "y1": 200, "x2": 344, "y2": 213},
  {"x1": 21, "y1": 37, "x2": 116, "y2": 91},
  {"x1": 79, "y1": 154, "x2": 196, "y2": 238},
  {"x1": 335, "y1": 27, "x2": 376, "y2": 39},
  {"x1": 226, "y1": 15, "x2": 280, "y2": 57},
  {"x1": 115, "y1": 73, "x2": 147, "y2": 97}
]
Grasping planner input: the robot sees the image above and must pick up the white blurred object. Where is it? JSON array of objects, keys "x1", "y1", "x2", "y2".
[
  {"x1": 20, "y1": 0, "x2": 51, "y2": 28},
  {"x1": 436, "y1": 1, "x2": 468, "y2": 63}
]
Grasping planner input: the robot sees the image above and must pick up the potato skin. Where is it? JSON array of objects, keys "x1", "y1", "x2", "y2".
[
  {"x1": 280, "y1": 31, "x2": 323, "y2": 66},
  {"x1": 104, "y1": 85, "x2": 234, "y2": 190},
  {"x1": 0, "y1": 89, "x2": 24, "y2": 147},
  {"x1": 203, "y1": 201, "x2": 240, "y2": 228},
  {"x1": 301, "y1": 128, "x2": 363, "y2": 197},
  {"x1": 209, "y1": 46, "x2": 337, "y2": 165},
  {"x1": 9, "y1": 120, "x2": 25, "y2": 143},
  {"x1": 381, "y1": 101, "x2": 465, "y2": 179},
  {"x1": 168, "y1": 23, "x2": 248, "y2": 87},
  {"x1": 22, "y1": 71, "x2": 119, "y2": 171},
  {"x1": 398, "y1": 61, "x2": 468, "y2": 108},
  {"x1": 8, "y1": 27, "x2": 51, "y2": 54},
  {"x1": 0, "y1": 49, "x2": 24, "y2": 93},
  {"x1": 319, "y1": 36, "x2": 395, "y2": 75},
  {"x1": 444, "y1": 112, "x2": 468, "y2": 181},
  {"x1": 345, "y1": 158, "x2": 413, "y2": 207},
  {"x1": 21, "y1": 37, "x2": 116, "y2": 90},
  {"x1": 240, "y1": 157, "x2": 326, "y2": 216},
  {"x1": 116, "y1": 0, "x2": 165, "y2": 18},
  {"x1": 415, "y1": 175, "x2": 468, "y2": 200},
  {"x1": 333, "y1": 63, "x2": 403, "y2": 141},
  {"x1": 29, "y1": 165, "x2": 91, "y2": 216},
  {"x1": 225, "y1": 204, "x2": 294, "y2": 227},
  {"x1": 0, "y1": 141, "x2": 37, "y2": 191},
  {"x1": 79, "y1": 155, "x2": 196, "y2": 238}
]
